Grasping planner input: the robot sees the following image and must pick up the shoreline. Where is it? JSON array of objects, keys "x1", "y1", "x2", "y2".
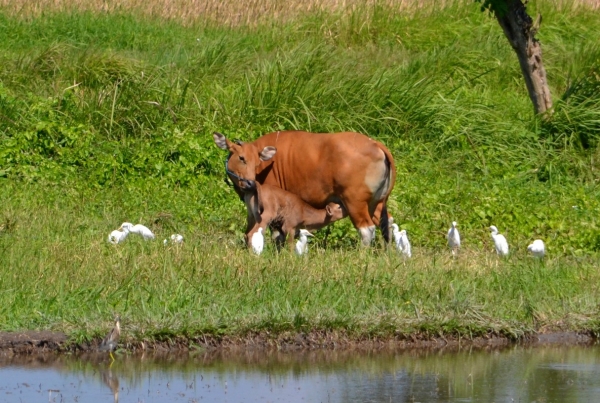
[{"x1": 0, "y1": 330, "x2": 595, "y2": 356}]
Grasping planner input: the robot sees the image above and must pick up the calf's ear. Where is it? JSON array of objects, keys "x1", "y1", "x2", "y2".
[
  {"x1": 213, "y1": 132, "x2": 229, "y2": 150},
  {"x1": 259, "y1": 146, "x2": 277, "y2": 161},
  {"x1": 325, "y1": 204, "x2": 333, "y2": 217}
]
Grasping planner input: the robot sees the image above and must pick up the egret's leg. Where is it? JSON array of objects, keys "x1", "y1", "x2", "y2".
[{"x1": 109, "y1": 351, "x2": 115, "y2": 361}]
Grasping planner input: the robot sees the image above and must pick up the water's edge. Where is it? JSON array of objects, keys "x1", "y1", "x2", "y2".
[{"x1": 0, "y1": 330, "x2": 595, "y2": 355}]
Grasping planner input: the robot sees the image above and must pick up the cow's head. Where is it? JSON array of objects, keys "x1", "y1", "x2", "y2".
[{"x1": 213, "y1": 132, "x2": 277, "y2": 187}]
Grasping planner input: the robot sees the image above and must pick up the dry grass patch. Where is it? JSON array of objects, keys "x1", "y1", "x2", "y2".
[{"x1": 1, "y1": 0, "x2": 596, "y2": 26}]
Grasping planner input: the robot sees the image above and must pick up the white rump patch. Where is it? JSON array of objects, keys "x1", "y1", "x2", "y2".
[{"x1": 364, "y1": 149, "x2": 389, "y2": 201}]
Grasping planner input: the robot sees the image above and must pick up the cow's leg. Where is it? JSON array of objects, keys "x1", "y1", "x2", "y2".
[
  {"x1": 358, "y1": 226, "x2": 376, "y2": 246},
  {"x1": 371, "y1": 200, "x2": 391, "y2": 244},
  {"x1": 344, "y1": 200, "x2": 376, "y2": 246}
]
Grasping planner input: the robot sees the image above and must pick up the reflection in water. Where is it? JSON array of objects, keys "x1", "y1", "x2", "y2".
[
  {"x1": 100, "y1": 367, "x2": 119, "y2": 403},
  {"x1": 0, "y1": 344, "x2": 599, "y2": 402}
]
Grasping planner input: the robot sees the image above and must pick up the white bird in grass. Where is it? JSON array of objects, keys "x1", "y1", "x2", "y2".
[
  {"x1": 120, "y1": 222, "x2": 155, "y2": 240},
  {"x1": 391, "y1": 224, "x2": 411, "y2": 258},
  {"x1": 171, "y1": 234, "x2": 184, "y2": 244},
  {"x1": 489, "y1": 225, "x2": 509, "y2": 256},
  {"x1": 447, "y1": 221, "x2": 461, "y2": 255},
  {"x1": 527, "y1": 239, "x2": 545, "y2": 258},
  {"x1": 295, "y1": 229, "x2": 314, "y2": 256},
  {"x1": 251, "y1": 228, "x2": 264, "y2": 255},
  {"x1": 108, "y1": 229, "x2": 128, "y2": 244}
]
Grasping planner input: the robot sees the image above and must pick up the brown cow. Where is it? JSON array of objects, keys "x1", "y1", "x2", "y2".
[
  {"x1": 213, "y1": 130, "x2": 396, "y2": 245},
  {"x1": 239, "y1": 178, "x2": 346, "y2": 248}
]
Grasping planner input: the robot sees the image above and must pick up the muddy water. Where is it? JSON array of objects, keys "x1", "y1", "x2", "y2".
[{"x1": 1, "y1": 344, "x2": 600, "y2": 402}]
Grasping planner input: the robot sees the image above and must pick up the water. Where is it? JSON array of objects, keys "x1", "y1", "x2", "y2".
[{"x1": 1, "y1": 344, "x2": 600, "y2": 403}]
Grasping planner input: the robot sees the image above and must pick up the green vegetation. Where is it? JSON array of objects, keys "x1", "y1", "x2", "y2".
[{"x1": 0, "y1": 1, "x2": 599, "y2": 345}]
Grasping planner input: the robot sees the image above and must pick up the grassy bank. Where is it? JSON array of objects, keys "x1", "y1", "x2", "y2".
[
  {"x1": 0, "y1": 0, "x2": 599, "y2": 344},
  {"x1": 0, "y1": 183, "x2": 600, "y2": 348},
  {"x1": 1, "y1": 182, "x2": 600, "y2": 346}
]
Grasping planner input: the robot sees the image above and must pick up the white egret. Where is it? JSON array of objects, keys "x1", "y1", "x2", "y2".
[
  {"x1": 489, "y1": 225, "x2": 509, "y2": 256},
  {"x1": 391, "y1": 224, "x2": 411, "y2": 258},
  {"x1": 170, "y1": 234, "x2": 184, "y2": 244},
  {"x1": 251, "y1": 228, "x2": 264, "y2": 255},
  {"x1": 527, "y1": 239, "x2": 545, "y2": 257},
  {"x1": 295, "y1": 229, "x2": 314, "y2": 256},
  {"x1": 447, "y1": 221, "x2": 461, "y2": 255},
  {"x1": 108, "y1": 229, "x2": 128, "y2": 244},
  {"x1": 120, "y1": 222, "x2": 155, "y2": 240}
]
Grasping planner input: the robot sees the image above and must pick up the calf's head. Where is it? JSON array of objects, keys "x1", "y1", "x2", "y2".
[
  {"x1": 213, "y1": 132, "x2": 277, "y2": 187},
  {"x1": 325, "y1": 202, "x2": 347, "y2": 222}
]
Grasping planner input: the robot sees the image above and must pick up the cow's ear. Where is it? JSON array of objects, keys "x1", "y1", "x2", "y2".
[
  {"x1": 259, "y1": 146, "x2": 277, "y2": 161},
  {"x1": 213, "y1": 132, "x2": 229, "y2": 150}
]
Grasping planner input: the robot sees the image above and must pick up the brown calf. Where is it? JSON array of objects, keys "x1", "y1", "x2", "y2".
[{"x1": 239, "y1": 179, "x2": 346, "y2": 248}]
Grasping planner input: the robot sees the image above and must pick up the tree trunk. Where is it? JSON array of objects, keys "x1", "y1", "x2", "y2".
[{"x1": 494, "y1": 0, "x2": 552, "y2": 115}]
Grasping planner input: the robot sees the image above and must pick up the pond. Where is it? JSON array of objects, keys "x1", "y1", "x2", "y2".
[{"x1": 1, "y1": 342, "x2": 600, "y2": 402}]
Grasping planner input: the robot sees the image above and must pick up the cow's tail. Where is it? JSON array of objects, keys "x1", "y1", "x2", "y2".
[{"x1": 377, "y1": 142, "x2": 396, "y2": 245}]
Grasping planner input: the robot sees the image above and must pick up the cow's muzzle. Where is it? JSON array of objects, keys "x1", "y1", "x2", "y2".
[{"x1": 238, "y1": 178, "x2": 256, "y2": 192}]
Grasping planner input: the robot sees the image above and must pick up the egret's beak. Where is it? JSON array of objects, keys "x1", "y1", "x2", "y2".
[{"x1": 306, "y1": 231, "x2": 314, "y2": 237}]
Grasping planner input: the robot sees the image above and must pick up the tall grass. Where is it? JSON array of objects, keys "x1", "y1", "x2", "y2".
[
  {"x1": 1, "y1": 3, "x2": 598, "y2": 250},
  {"x1": 0, "y1": 2, "x2": 599, "y2": 341}
]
